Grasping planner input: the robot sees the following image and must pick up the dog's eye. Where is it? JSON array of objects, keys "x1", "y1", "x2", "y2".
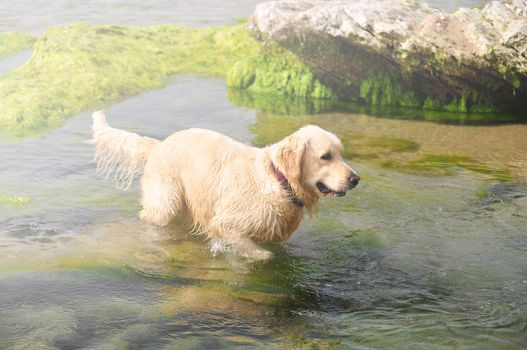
[{"x1": 321, "y1": 153, "x2": 332, "y2": 161}]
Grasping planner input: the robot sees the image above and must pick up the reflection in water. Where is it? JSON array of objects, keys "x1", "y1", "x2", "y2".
[
  {"x1": 229, "y1": 88, "x2": 526, "y2": 124},
  {"x1": 0, "y1": 77, "x2": 526, "y2": 349}
]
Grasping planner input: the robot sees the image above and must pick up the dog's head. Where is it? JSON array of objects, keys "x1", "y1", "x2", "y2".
[{"x1": 270, "y1": 125, "x2": 360, "y2": 213}]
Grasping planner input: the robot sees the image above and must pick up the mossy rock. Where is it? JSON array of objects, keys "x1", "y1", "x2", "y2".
[
  {"x1": 0, "y1": 23, "x2": 334, "y2": 136},
  {"x1": 0, "y1": 32, "x2": 36, "y2": 58},
  {"x1": 250, "y1": 0, "x2": 527, "y2": 117},
  {"x1": 227, "y1": 44, "x2": 335, "y2": 99}
]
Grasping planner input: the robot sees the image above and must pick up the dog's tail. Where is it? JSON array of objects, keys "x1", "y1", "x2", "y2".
[{"x1": 91, "y1": 111, "x2": 159, "y2": 190}]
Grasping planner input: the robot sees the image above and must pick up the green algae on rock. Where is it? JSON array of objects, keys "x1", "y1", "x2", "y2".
[
  {"x1": 227, "y1": 44, "x2": 334, "y2": 99},
  {"x1": 0, "y1": 23, "x2": 333, "y2": 135},
  {"x1": 0, "y1": 23, "x2": 250, "y2": 133},
  {"x1": 250, "y1": 112, "x2": 520, "y2": 183},
  {"x1": 0, "y1": 32, "x2": 35, "y2": 58},
  {"x1": 359, "y1": 72, "x2": 420, "y2": 108}
]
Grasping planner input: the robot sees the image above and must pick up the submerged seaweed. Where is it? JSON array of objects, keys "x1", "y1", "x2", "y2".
[
  {"x1": 251, "y1": 112, "x2": 521, "y2": 183},
  {"x1": 0, "y1": 195, "x2": 31, "y2": 209}
]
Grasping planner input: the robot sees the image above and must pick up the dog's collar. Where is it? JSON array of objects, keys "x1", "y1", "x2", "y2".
[{"x1": 270, "y1": 162, "x2": 304, "y2": 208}]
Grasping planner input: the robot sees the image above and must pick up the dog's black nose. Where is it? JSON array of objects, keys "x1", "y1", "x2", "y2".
[{"x1": 348, "y1": 174, "x2": 360, "y2": 188}]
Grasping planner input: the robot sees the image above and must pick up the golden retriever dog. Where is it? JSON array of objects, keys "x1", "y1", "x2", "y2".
[{"x1": 91, "y1": 111, "x2": 360, "y2": 260}]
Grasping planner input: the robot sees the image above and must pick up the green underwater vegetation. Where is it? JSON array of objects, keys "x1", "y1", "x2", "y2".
[
  {"x1": 380, "y1": 154, "x2": 515, "y2": 182},
  {"x1": 250, "y1": 112, "x2": 519, "y2": 183},
  {"x1": 0, "y1": 195, "x2": 31, "y2": 209}
]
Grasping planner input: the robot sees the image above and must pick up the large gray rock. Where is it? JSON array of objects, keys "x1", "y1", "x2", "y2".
[{"x1": 249, "y1": 0, "x2": 527, "y2": 113}]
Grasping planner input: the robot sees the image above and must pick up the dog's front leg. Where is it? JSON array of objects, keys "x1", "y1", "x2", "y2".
[{"x1": 227, "y1": 237, "x2": 272, "y2": 261}]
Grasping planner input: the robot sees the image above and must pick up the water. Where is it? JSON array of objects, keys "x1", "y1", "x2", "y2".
[
  {"x1": 0, "y1": 50, "x2": 32, "y2": 75},
  {"x1": 0, "y1": 0, "x2": 264, "y2": 34},
  {"x1": 1, "y1": 0, "x2": 526, "y2": 349}
]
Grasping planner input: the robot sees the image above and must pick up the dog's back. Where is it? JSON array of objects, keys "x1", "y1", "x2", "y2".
[
  {"x1": 90, "y1": 112, "x2": 266, "y2": 231},
  {"x1": 141, "y1": 127, "x2": 261, "y2": 226}
]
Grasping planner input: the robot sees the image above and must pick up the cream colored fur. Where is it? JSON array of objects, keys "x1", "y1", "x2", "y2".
[
  {"x1": 91, "y1": 111, "x2": 358, "y2": 260},
  {"x1": 92, "y1": 111, "x2": 159, "y2": 190}
]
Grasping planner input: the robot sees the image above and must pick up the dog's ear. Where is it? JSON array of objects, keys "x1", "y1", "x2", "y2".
[
  {"x1": 273, "y1": 133, "x2": 322, "y2": 214},
  {"x1": 274, "y1": 134, "x2": 306, "y2": 190},
  {"x1": 272, "y1": 132, "x2": 320, "y2": 215}
]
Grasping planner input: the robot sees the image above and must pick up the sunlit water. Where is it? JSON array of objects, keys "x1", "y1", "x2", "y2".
[{"x1": 1, "y1": 1, "x2": 526, "y2": 349}]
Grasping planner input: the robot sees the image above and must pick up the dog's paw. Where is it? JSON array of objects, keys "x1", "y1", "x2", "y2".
[
  {"x1": 248, "y1": 248, "x2": 273, "y2": 261},
  {"x1": 222, "y1": 237, "x2": 273, "y2": 262}
]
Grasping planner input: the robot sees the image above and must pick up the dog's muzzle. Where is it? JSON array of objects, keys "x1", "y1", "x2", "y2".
[
  {"x1": 316, "y1": 175, "x2": 360, "y2": 197},
  {"x1": 316, "y1": 182, "x2": 347, "y2": 197}
]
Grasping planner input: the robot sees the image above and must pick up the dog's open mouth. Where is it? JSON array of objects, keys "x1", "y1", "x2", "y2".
[{"x1": 316, "y1": 182, "x2": 346, "y2": 197}]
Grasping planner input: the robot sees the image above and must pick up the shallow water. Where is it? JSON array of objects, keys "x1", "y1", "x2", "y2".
[
  {"x1": 1, "y1": 75, "x2": 526, "y2": 349},
  {"x1": 1, "y1": 0, "x2": 525, "y2": 349},
  {"x1": 0, "y1": 49, "x2": 32, "y2": 75}
]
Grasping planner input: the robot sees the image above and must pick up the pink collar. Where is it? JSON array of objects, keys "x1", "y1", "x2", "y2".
[{"x1": 270, "y1": 162, "x2": 304, "y2": 208}]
